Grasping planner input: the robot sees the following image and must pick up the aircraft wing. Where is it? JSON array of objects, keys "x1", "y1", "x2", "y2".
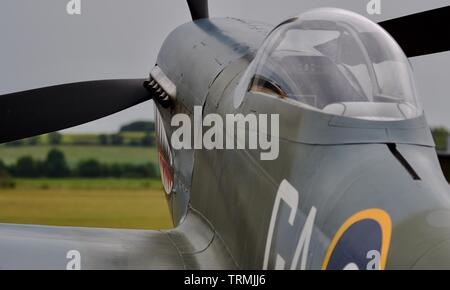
[
  {"x1": 0, "y1": 210, "x2": 237, "y2": 270},
  {"x1": 0, "y1": 223, "x2": 184, "y2": 270}
]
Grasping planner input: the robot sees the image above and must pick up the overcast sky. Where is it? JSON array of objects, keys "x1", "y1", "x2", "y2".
[{"x1": 0, "y1": 0, "x2": 449, "y2": 133}]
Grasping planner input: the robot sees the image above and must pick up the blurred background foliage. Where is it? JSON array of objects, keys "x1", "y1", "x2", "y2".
[
  {"x1": 0, "y1": 120, "x2": 172, "y2": 230},
  {"x1": 432, "y1": 127, "x2": 449, "y2": 152}
]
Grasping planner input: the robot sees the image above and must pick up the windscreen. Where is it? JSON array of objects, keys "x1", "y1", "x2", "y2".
[{"x1": 238, "y1": 8, "x2": 422, "y2": 121}]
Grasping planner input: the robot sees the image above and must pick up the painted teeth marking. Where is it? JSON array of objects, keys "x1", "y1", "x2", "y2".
[{"x1": 154, "y1": 107, "x2": 174, "y2": 194}]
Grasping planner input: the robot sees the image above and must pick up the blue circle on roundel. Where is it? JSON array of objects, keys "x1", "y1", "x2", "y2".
[{"x1": 326, "y1": 219, "x2": 382, "y2": 270}]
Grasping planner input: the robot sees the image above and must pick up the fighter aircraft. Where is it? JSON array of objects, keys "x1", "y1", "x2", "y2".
[{"x1": 0, "y1": 1, "x2": 449, "y2": 269}]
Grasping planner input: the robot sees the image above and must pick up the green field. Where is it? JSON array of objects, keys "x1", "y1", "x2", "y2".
[
  {"x1": 0, "y1": 145, "x2": 158, "y2": 168},
  {"x1": 0, "y1": 178, "x2": 172, "y2": 230},
  {"x1": 15, "y1": 178, "x2": 163, "y2": 190}
]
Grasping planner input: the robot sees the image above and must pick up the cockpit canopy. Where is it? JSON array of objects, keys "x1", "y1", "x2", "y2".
[{"x1": 236, "y1": 8, "x2": 422, "y2": 121}]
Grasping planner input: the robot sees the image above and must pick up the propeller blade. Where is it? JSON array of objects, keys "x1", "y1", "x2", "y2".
[
  {"x1": 0, "y1": 79, "x2": 151, "y2": 144},
  {"x1": 379, "y1": 6, "x2": 450, "y2": 57},
  {"x1": 187, "y1": 0, "x2": 209, "y2": 21},
  {"x1": 438, "y1": 152, "x2": 450, "y2": 183}
]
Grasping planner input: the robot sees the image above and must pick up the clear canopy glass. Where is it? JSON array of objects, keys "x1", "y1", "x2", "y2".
[{"x1": 237, "y1": 8, "x2": 422, "y2": 121}]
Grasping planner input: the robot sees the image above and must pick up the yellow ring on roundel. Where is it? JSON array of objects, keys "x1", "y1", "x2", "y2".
[{"x1": 321, "y1": 208, "x2": 392, "y2": 270}]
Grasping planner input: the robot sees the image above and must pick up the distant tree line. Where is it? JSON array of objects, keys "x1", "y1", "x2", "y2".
[
  {"x1": 120, "y1": 121, "x2": 155, "y2": 133},
  {"x1": 4, "y1": 121, "x2": 156, "y2": 147},
  {"x1": 432, "y1": 127, "x2": 449, "y2": 152},
  {"x1": 97, "y1": 133, "x2": 154, "y2": 147},
  {"x1": 0, "y1": 161, "x2": 14, "y2": 188},
  {"x1": 0, "y1": 149, "x2": 159, "y2": 179},
  {"x1": 6, "y1": 132, "x2": 63, "y2": 147},
  {"x1": 5, "y1": 132, "x2": 154, "y2": 147}
]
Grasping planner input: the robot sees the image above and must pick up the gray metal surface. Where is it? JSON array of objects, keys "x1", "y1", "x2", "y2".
[
  {"x1": 179, "y1": 16, "x2": 450, "y2": 268},
  {"x1": 1, "y1": 7, "x2": 449, "y2": 269},
  {"x1": 0, "y1": 224, "x2": 182, "y2": 269},
  {"x1": 190, "y1": 109, "x2": 450, "y2": 269}
]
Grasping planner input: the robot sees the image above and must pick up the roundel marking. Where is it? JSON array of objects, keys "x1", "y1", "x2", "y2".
[{"x1": 322, "y1": 208, "x2": 392, "y2": 270}]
